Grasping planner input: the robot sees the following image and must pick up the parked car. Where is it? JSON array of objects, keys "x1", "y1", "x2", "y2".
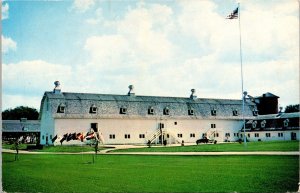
[{"x1": 196, "y1": 137, "x2": 208, "y2": 145}]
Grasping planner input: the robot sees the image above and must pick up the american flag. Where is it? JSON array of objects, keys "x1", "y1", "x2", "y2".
[{"x1": 226, "y1": 7, "x2": 238, "y2": 19}]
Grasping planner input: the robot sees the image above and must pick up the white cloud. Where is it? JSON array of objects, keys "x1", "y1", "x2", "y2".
[
  {"x1": 3, "y1": 60, "x2": 73, "y2": 102},
  {"x1": 80, "y1": 1, "x2": 298, "y2": 105},
  {"x1": 85, "y1": 3, "x2": 175, "y2": 69},
  {"x1": 72, "y1": 0, "x2": 95, "y2": 13},
  {"x1": 2, "y1": 2, "x2": 9, "y2": 20},
  {"x1": 84, "y1": 35, "x2": 131, "y2": 69},
  {"x1": 2, "y1": 94, "x2": 41, "y2": 111},
  {"x1": 2, "y1": 35, "x2": 17, "y2": 53}
]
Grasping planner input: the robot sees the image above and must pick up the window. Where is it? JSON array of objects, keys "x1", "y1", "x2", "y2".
[
  {"x1": 211, "y1": 109, "x2": 216, "y2": 116},
  {"x1": 148, "y1": 107, "x2": 154, "y2": 115},
  {"x1": 163, "y1": 107, "x2": 170, "y2": 115},
  {"x1": 139, "y1": 134, "x2": 145, "y2": 138},
  {"x1": 252, "y1": 121, "x2": 257, "y2": 129},
  {"x1": 177, "y1": 134, "x2": 183, "y2": 138},
  {"x1": 225, "y1": 133, "x2": 230, "y2": 137},
  {"x1": 90, "y1": 105, "x2": 97, "y2": 114},
  {"x1": 232, "y1": 110, "x2": 238, "y2": 116},
  {"x1": 190, "y1": 133, "x2": 195, "y2": 138},
  {"x1": 283, "y1": 119, "x2": 289, "y2": 127},
  {"x1": 253, "y1": 110, "x2": 258, "y2": 116},
  {"x1": 266, "y1": 133, "x2": 271, "y2": 137},
  {"x1": 211, "y1": 124, "x2": 216, "y2": 128},
  {"x1": 261, "y1": 120, "x2": 266, "y2": 128},
  {"x1": 247, "y1": 133, "x2": 250, "y2": 138},
  {"x1": 109, "y1": 134, "x2": 115, "y2": 139},
  {"x1": 120, "y1": 107, "x2": 127, "y2": 114},
  {"x1": 57, "y1": 104, "x2": 65, "y2": 113},
  {"x1": 255, "y1": 133, "x2": 259, "y2": 137},
  {"x1": 188, "y1": 109, "x2": 194, "y2": 115},
  {"x1": 174, "y1": 122, "x2": 177, "y2": 125},
  {"x1": 91, "y1": 123, "x2": 98, "y2": 132},
  {"x1": 42, "y1": 135, "x2": 45, "y2": 140},
  {"x1": 50, "y1": 135, "x2": 52, "y2": 140},
  {"x1": 214, "y1": 133, "x2": 219, "y2": 137},
  {"x1": 125, "y1": 134, "x2": 130, "y2": 139},
  {"x1": 278, "y1": 133, "x2": 283, "y2": 137},
  {"x1": 159, "y1": 123, "x2": 164, "y2": 129}
]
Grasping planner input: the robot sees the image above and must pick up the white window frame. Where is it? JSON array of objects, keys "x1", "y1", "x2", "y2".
[
  {"x1": 211, "y1": 109, "x2": 217, "y2": 116},
  {"x1": 232, "y1": 110, "x2": 238, "y2": 116},
  {"x1": 188, "y1": 109, "x2": 194, "y2": 115},
  {"x1": 148, "y1": 107, "x2": 154, "y2": 115},
  {"x1": 120, "y1": 107, "x2": 127, "y2": 114},
  {"x1": 163, "y1": 108, "x2": 170, "y2": 115}
]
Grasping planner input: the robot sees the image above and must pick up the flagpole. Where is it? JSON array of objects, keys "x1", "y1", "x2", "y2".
[{"x1": 237, "y1": 3, "x2": 247, "y2": 147}]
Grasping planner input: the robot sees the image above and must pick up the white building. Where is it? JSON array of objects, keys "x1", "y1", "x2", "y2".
[
  {"x1": 244, "y1": 112, "x2": 300, "y2": 141},
  {"x1": 39, "y1": 82, "x2": 258, "y2": 145}
]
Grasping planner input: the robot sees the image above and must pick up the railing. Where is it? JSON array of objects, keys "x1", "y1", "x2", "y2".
[
  {"x1": 146, "y1": 128, "x2": 162, "y2": 143},
  {"x1": 146, "y1": 128, "x2": 181, "y2": 144}
]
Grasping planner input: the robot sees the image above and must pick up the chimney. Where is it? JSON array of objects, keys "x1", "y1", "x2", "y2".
[
  {"x1": 53, "y1": 81, "x2": 61, "y2": 94},
  {"x1": 128, "y1": 85, "x2": 135, "y2": 96},
  {"x1": 190, "y1": 89, "x2": 197, "y2": 100}
]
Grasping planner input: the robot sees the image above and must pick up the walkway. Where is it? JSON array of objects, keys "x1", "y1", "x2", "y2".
[{"x1": 2, "y1": 149, "x2": 299, "y2": 156}]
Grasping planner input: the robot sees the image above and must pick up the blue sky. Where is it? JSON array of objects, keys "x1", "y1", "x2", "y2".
[{"x1": 2, "y1": 0, "x2": 299, "y2": 111}]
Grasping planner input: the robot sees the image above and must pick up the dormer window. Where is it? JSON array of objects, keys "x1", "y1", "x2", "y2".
[
  {"x1": 57, "y1": 104, "x2": 66, "y2": 113},
  {"x1": 90, "y1": 105, "x2": 97, "y2": 114},
  {"x1": 211, "y1": 109, "x2": 216, "y2": 116},
  {"x1": 148, "y1": 107, "x2": 154, "y2": 115},
  {"x1": 120, "y1": 107, "x2": 127, "y2": 114},
  {"x1": 163, "y1": 107, "x2": 170, "y2": 115},
  {"x1": 232, "y1": 110, "x2": 238, "y2": 116},
  {"x1": 283, "y1": 119, "x2": 289, "y2": 127},
  {"x1": 252, "y1": 121, "x2": 257, "y2": 129},
  {"x1": 252, "y1": 109, "x2": 258, "y2": 116},
  {"x1": 261, "y1": 120, "x2": 266, "y2": 128},
  {"x1": 188, "y1": 109, "x2": 194, "y2": 115}
]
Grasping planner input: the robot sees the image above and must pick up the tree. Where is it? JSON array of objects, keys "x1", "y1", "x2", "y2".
[
  {"x1": 2, "y1": 106, "x2": 39, "y2": 120},
  {"x1": 284, "y1": 104, "x2": 300, "y2": 113}
]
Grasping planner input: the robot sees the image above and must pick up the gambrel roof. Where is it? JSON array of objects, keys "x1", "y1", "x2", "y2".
[{"x1": 40, "y1": 91, "x2": 257, "y2": 120}]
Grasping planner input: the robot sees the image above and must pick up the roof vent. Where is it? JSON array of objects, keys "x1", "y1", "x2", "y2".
[
  {"x1": 190, "y1": 89, "x2": 197, "y2": 100},
  {"x1": 128, "y1": 85, "x2": 135, "y2": 96},
  {"x1": 53, "y1": 81, "x2": 61, "y2": 94},
  {"x1": 276, "y1": 107, "x2": 283, "y2": 117}
]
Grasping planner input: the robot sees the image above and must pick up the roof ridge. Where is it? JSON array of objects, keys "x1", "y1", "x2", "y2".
[{"x1": 45, "y1": 91, "x2": 244, "y2": 101}]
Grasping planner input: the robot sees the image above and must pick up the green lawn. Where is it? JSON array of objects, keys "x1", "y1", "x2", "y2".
[
  {"x1": 114, "y1": 140, "x2": 299, "y2": 152},
  {"x1": 2, "y1": 153, "x2": 299, "y2": 192},
  {"x1": 2, "y1": 143, "x2": 110, "y2": 152}
]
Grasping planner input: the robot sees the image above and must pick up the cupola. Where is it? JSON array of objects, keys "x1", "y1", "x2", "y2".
[{"x1": 53, "y1": 81, "x2": 61, "y2": 94}]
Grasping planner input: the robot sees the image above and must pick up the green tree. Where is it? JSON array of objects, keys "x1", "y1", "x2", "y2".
[
  {"x1": 2, "y1": 106, "x2": 39, "y2": 120},
  {"x1": 284, "y1": 104, "x2": 299, "y2": 113}
]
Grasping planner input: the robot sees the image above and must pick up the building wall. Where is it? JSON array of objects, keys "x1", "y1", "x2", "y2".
[
  {"x1": 40, "y1": 97, "x2": 55, "y2": 145},
  {"x1": 245, "y1": 130, "x2": 299, "y2": 141},
  {"x1": 49, "y1": 118, "x2": 244, "y2": 145}
]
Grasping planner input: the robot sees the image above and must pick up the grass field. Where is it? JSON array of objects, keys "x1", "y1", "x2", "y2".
[
  {"x1": 2, "y1": 153, "x2": 299, "y2": 192},
  {"x1": 114, "y1": 140, "x2": 299, "y2": 152}
]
